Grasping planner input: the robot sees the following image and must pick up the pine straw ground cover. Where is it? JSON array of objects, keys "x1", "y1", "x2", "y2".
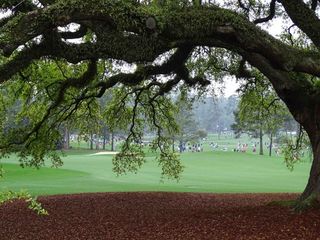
[{"x1": 0, "y1": 192, "x2": 319, "y2": 240}]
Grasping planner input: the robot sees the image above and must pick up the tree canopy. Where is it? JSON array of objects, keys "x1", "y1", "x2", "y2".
[{"x1": 2, "y1": 0, "x2": 320, "y2": 207}]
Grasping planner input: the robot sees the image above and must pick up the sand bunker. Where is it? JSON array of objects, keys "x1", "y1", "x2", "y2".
[{"x1": 90, "y1": 151, "x2": 119, "y2": 155}]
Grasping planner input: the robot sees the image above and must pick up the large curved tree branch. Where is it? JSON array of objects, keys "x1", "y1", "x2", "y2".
[
  {"x1": 0, "y1": 0, "x2": 144, "y2": 56},
  {"x1": 0, "y1": 42, "x2": 51, "y2": 83},
  {"x1": 242, "y1": 52, "x2": 313, "y2": 121},
  {"x1": 1, "y1": 0, "x2": 320, "y2": 95},
  {"x1": 281, "y1": 0, "x2": 320, "y2": 48}
]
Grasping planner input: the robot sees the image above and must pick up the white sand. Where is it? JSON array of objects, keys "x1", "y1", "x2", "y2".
[{"x1": 90, "y1": 151, "x2": 119, "y2": 155}]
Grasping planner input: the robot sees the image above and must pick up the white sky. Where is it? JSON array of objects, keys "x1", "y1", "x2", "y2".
[{"x1": 223, "y1": 78, "x2": 239, "y2": 97}]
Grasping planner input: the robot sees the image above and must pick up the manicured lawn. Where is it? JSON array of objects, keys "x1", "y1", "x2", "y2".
[{"x1": 0, "y1": 148, "x2": 311, "y2": 196}]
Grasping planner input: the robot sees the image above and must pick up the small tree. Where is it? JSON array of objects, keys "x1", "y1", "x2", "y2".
[
  {"x1": 168, "y1": 94, "x2": 199, "y2": 152},
  {"x1": 196, "y1": 129, "x2": 208, "y2": 140},
  {"x1": 233, "y1": 74, "x2": 287, "y2": 155}
]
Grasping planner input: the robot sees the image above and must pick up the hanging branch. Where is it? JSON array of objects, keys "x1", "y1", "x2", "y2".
[{"x1": 254, "y1": 0, "x2": 277, "y2": 24}]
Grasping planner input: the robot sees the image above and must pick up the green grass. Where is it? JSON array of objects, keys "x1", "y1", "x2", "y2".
[{"x1": 0, "y1": 148, "x2": 311, "y2": 196}]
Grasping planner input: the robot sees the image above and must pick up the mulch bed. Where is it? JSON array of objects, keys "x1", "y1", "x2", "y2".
[{"x1": 0, "y1": 192, "x2": 320, "y2": 240}]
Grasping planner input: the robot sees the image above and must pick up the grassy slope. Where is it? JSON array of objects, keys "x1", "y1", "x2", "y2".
[{"x1": 0, "y1": 149, "x2": 310, "y2": 196}]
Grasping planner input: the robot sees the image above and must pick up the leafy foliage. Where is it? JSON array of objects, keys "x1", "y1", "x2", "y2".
[
  {"x1": 0, "y1": 190, "x2": 48, "y2": 215},
  {"x1": 281, "y1": 128, "x2": 311, "y2": 171}
]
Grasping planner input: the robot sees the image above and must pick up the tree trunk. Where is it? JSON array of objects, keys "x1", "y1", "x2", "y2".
[
  {"x1": 90, "y1": 133, "x2": 94, "y2": 150},
  {"x1": 269, "y1": 132, "x2": 273, "y2": 157},
  {"x1": 172, "y1": 139, "x2": 175, "y2": 152},
  {"x1": 270, "y1": 94, "x2": 320, "y2": 207},
  {"x1": 102, "y1": 126, "x2": 107, "y2": 150},
  {"x1": 259, "y1": 126, "x2": 263, "y2": 155},
  {"x1": 111, "y1": 131, "x2": 115, "y2": 151},
  {"x1": 96, "y1": 134, "x2": 99, "y2": 150},
  {"x1": 63, "y1": 126, "x2": 70, "y2": 150},
  {"x1": 293, "y1": 104, "x2": 320, "y2": 207},
  {"x1": 298, "y1": 133, "x2": 320, "y2": 203}
]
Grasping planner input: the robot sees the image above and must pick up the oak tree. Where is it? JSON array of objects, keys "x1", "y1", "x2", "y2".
[{"x1": 1, "y1": 0, "x2": 320, "y2": 207}]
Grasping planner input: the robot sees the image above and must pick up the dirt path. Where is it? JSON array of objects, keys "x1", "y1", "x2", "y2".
[{"x1": 0, "y1": 192, "x2": 319, "y2": 240}]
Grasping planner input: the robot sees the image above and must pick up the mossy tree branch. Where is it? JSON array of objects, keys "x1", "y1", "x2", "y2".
[{"x1": 281, "y1": 0, "x2": 320, "y2": 48}]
